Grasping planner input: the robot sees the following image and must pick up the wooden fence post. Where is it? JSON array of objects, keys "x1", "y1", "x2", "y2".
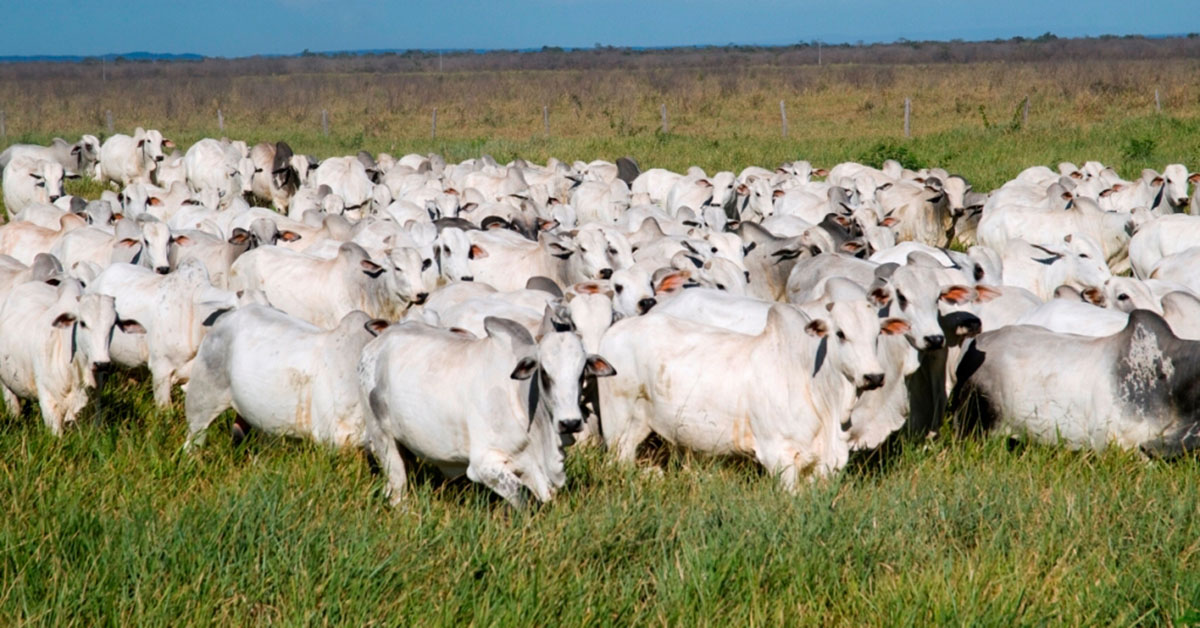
[
  {"x1": 217, "y1": 109, "x2": 224, "y2": 133},
  {"x1": 543, "y1": 105, "x2": 549, "y2": 138},
  {"x1": 1156, "y1": 89, "x2": 1161, "y2": 113},
  {"x1": 660, "y1": 103, "x2": 669, "y2": 134},
  {"x1": 1022, "y1": 96, "x2": 1030, "y2": 128},
  {"x1": 0, "y1": 111, "x2": 5, "y2": 140},
  {"x1": 779, "y1": 100, "x2": 788, "y2": 138},
  {"x1": 903, "y1": 98, "x2": 911, "y2": 138},
  {"x1": 106, "y1": 110, "x2": 114, "y2": 135},
  {"x1": 432, "y1": 108, "x2": 438, "y2": 139},
  {"x1": 321, "y1": 109, "x2": 329, "y2": 136}
]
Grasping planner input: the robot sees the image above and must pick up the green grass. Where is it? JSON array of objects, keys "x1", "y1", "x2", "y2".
[{"x1": 2, "y1": 377, "x2": 1199, "y2": 626}]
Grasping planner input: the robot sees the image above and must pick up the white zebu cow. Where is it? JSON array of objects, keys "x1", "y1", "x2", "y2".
[
  {"x1": 0, "y1": 279, "x2": 142, "y2": 434},
  {"x1": 360, "y1": 317, "x2": 615, "y2": 506},
  {"x1": 229, "y1": 243, "x2": 428, "y2": 328},
  {"x1": 598, "y1": 300, "x2": 901, "y2": 489},
  {"x1": 98, "y1": 127, "x2": 171, "y2": 187},
  {"x1": 3, "y1": 156, "x2": 65, "y2": 218},
  {"x1": 184, "y1": 306, "x2": 389, "y2": 450},
  {"x1": 90, "y1": 261, "x2": 238, "y2": 406},
  {"x1": 955, "y1": 311, "x2": 1200, "y2": 457}
]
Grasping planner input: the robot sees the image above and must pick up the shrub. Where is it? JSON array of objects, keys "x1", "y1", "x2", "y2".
[{"x1": 858, "y1": 139, "x2": 927, "y2": 170}]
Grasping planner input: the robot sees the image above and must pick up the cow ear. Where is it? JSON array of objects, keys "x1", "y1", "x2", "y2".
[
  {"x1": 364, "y1": 319, "x2": 390, "y2": 336},
  {"x1": 510, "y1": 357, "x2": 538, "y2": 380},
  {"x1": 137, "y1": 139, "x2": 146, "y2": 148},
  {"x1": 585, "y1": 355, "x2": 617, "y2": 378},
  {"x1": 1152, "y1": 176, "x2": 1164, "y2": 186},
  {"x1": 974, "y1": 284, "x2": 1002, "y2": 303},
  {"x1": 52, "y1": 313, "x2": 76, "y2": 328},
  {"x1": 148, "y1": 197, "x2": 163, "y2": 207},
  {"x1": 539, "y1": 219, "x2": 559, "y2": 231},
  {"x1": 939, "y1": 285, "x2": 974, "y2": 305},
  {"x1": 227, "y1": 230, "x2": 250, "y2": 245},
  {"x1": 360, "y1": 259, "x2": 385, "y2": 276},
  {"x1": 839, "y1": 240, "x2": 864, "y2": 255},
  {"x1": 879, "y1": 216, "x2": 900, "y2": 228},
  {"x1": 1099, "y1": 188, "x2": 1115, "y2": 198},
  {"x1": 278, "y1": 230, "x2": 302, "y2": 242},
  {"x1": 1081, "y1": 287, "x2": 1105, "y2": 306},
  {"x1": 813, "y1": 168, "x2": 829, "y2": 177},
  {"x1": 869, "y1": 286, "x2": 892, "y2": 307},
  {"x1": 171, "y1": 234, "x2": 193, "y2": 246},
  {"x1": 736, "y1": 183, "x2": 749, "y2": 195},
  {"x1": 1189, "y1": 172, "x2": 1200, "y2": 184},
  {"x1": 468, "y1": 244, "x2": 488, "y2": 260},
  {"x1": 805, "y1": 319, "x2": 828, "y2": 337},
  {"x1": 880, "y1": 318, "x2": 911, "y2": 336},
  {"x1": 742, "y1": 241, "x2": 757, "y2": 256},
  {"x1": 117, "y1": 238, "x2": 140, "y2": 248},
  {"x1": 163, "y1": 138, "x2": 176, "y2": 148},
  {"x1": 117, "y1": 318, "x2": 146, "y2": 334},
  {"x1": 654, "y1": 270, "x2": 689, "y2": 294},
  {"x1": 772, "y1": 189, "x2": 785, "y2": 199}
]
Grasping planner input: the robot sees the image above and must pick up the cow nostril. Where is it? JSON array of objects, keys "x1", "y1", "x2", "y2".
[
  {"x1": 460, "y1": 276, "x2": 474, "y2": 282},
  {"x1": 923, "y1": 334, "x2": 945, "y2": 350},
  {"x1": 598, "y1": 268, "x2": 613, "y2": 280},
  {"x1": 414, "y1": 292, "x2": 429, "y2": 304},
  {"x1": 559, "y1": 419, "x2": 583, "y2": 434},
  {"x1": 637, "y1": 298, "x2": 657, "y2": 314},
  {"x1": 863, "y1": 373, "x2": 885, "y2": 390},
  {"x1": 155, "y1": 266, "x2": 170, "y2": 275}
]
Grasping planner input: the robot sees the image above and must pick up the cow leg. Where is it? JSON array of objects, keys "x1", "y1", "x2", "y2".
[
  {"x1": 467, "y1": 454, "x2": 526, "y2": 509},
  {"x1": 599, "y1": 388, "x2": 650, "y2": 463},
  {"x1": 149, "y1": 359, "x2": 175, "y2": 408},
  {"x1": 757, "y1": 444, "x2": 803, "y2": 494},
  {"x1": 34, "y1": 386, "x2": 65, "y2": 436},
  {"x1": 0, "y1": 384, "x2": 21, "y2": 419},
  {"x1": 362, "y1": 418, "x2": 408, "y2": 506},
  {"x1": 183, "y1": 383, "x2": 231, "y2": 452}
]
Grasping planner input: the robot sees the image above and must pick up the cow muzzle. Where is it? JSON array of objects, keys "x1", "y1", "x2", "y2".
[
  {"x1": 637, "y1": 298, "x2": 657, "y2": 314},
  {"x1": 557, "y1": 418, "x2": 584, "y2": 434},
  {"x1": 860, "y1": 373, "x2": 885, "y2": 392},
  {"x1": 413, "y1": 292, "x2": 429, "y2": 305}
]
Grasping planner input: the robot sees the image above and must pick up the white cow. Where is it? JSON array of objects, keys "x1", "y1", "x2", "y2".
[
  {"x1": 0, "y1": 279, "x2": 142, "y2": 434},
  {"x1": 229, "y1": 242, "x2": 428, "y2": 328},
  {"x1": 359, "y1": 317, "x2": 615, "y2": 506},
  {"x1": 90, "y1": 261, "x2": 238, "y2": 406},
  {"x1": 98, "y1": 127, "x2": 172, "y2": 187},
  {"x1": 598, "y1": 301, "x2": 899, "y2": 489},
  {"x1": 3, "y1": 156, "x2": 65, "y2": 217},
  {"x1": 184, "y1": 306, "x2": 389, "y2": 449}
]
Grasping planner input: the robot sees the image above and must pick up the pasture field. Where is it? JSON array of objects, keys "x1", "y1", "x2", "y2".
[{"x1": 3, "y1": 52, "x2": 1200, "y2": 625}]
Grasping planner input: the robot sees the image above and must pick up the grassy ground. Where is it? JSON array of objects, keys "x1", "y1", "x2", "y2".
[
  {"x1": 1, "y1": 378, "x2": 1198, "y2": 626},
  {"x1": 3, "y1": 58, "x2": 1200, "y2": 625}
]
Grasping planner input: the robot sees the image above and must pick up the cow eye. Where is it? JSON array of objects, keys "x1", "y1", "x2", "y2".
[
  {"x1": 607, "y1": 246, "x2": 617, "y2": 256},
  {"x1": 539, "y1": 370, "x2": 551, "y2": 389},
  {"x1": 710, "y1": 247, "x2": 718, "y2": 254},
  {"x1": 421, "y1": 259, "x2": 433, "y2": 270},
  {"x1": 1080, "y1": 254, "x2": 1090, "y2": 259},
  {"x1": 836, "y1": 330, "x2": 846, "y2": 340},
  {"x1": 716, "y1": 283, "x2": 726, "y2": 290},
  {"x1": 897, "y1": 291, "x2": 909, "y2": 309},
  {"x1": 79, "y1": 321, "x2": 88, "y2": 329},
  {"x1": 1118, "y1": 293, "x2": 1129, "y2": 301},
  {"x1": 614, "y1": 284, "x2": 624, "y2": 294}
]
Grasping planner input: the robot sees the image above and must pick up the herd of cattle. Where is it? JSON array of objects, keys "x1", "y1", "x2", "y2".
[{"x1": 1, "y1": 129, "x2": 1199, "y2": 505}]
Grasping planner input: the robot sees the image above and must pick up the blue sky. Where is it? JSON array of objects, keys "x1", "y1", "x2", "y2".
[{"x1": 1, "y1": 0, "x2": 1190, "y2": 57}]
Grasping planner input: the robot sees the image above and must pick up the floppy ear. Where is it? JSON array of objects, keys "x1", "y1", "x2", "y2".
[
  {"x1": 974, "y1": 284, "x2": 1002, "y2": 303},
  {"x1": 1189, "y1": 172, "x2": 1200, "y2": 184},
  {"x1": 813, "y1": 168, "x2": 829, "y2": 177},
  {"x1": 52, "y1": 313, "x2": 77, "y2": 328},
  {"x1": 510, "y1": 357, "x2": 538, "y2": 380},
  {"x1": 939, "y1": 285, "x2": 974, "y2": 305},
  {"x1": 869, "y1": 285, "x2": 892, "y2": 307},
  {"x1": 117, "y1": 318, "x2": 146, "y2": 334},
  {"x1": 654, "y1": 270, "x2": 690, "y2": 294},
  {"x1": 805, "y1": 319, "x2": 828, "y2": 337},
  {"x1": 880, "y1": 318, "x2": 910, "y2": 336},
  {"x1": 171, "y1": 234, "x2": 193, "y2": 246},
  {"x1": 585, "y1": 355, "x2": 617, "y2": 378},
  {"x1": 468, "y1": 244, "x2": 488, "y2": 260},
  {"x1": 364, "y1": 319, "x2": 390, "y2": 336},
  {"x1": 879, "y1": 216, "x2": 900, "y2": 228},
  {"x1": 117, "y1": 238, "x2": 140, "y2": 248},
  {"x1": 1081, "y1": 286, "x2": 1105, "y2": 306},
  {"x1": 360, "y1": 259, "x2": 385, "y2": 277},
  {"x1": 227, "y1": 230, "x2": 250, "y2": 245},
  {"x1": 278, "y1": 230, "x2": 302, "y2": 242}
]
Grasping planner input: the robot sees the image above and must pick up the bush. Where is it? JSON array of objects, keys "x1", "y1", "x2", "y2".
[{"x1": 858, "y1": 139, "x2": 928, "y2": 170}]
